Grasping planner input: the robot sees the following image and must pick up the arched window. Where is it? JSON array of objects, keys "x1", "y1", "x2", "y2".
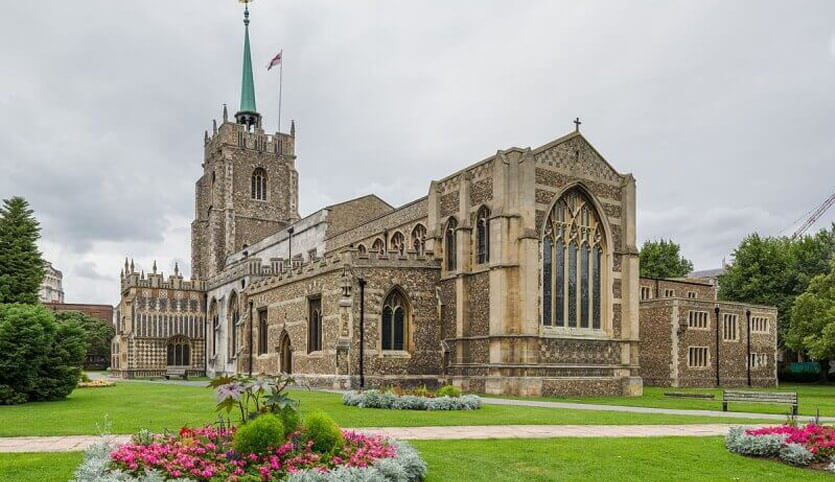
[
  {"x1": 257, "y1": 309, "x2": 268, "y2": 355},
  {"x1": 542, "y1": 188, "x2": 605, "y2": 330},
  {"x1": 411, "y1": 224, "x2": 426, "y2": 255},
  {"x1": 357, "y1": 244, "x2": 367, "y2": 256},
  {"x1": 476, "y1": 206, "x2": 490, "y2": 264},
  {"x1": 445, "y1": 217, "x2": 457, "y2": 271},
  {"x1": 166, "y1": 336, "x2": 191, "y2": 367},
  {"x1": 308, "y1": 297, "x2": 322, "y2": 353},
  {"x1": 228, "y1": 292, "x2": 239, "y2": 358},
  {"x1": 371, "y1": 238, "x2": 385, "y2": 256},
  {"x1": 210, "y1": 299, "x2": 219, "y2": 357},
  {"x1": 251, "y1": 168, "x2": 267, "y2": 201},
  {"x1": 381, "y1": 289, "x2": 408, "y2": 351},
  {"x1": 390, "y1": 231, "x2": 405, "y2": 255}
]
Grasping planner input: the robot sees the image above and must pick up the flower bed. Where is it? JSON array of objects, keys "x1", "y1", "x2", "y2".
[
  {"x1": 726, "y1": 423, "x2": 835, "y2": 473},
  {"x1": 74, "y1": 425, "x2": 426, "y2": 481},
  {"x1": 342, "y1": 389, "x2": 481, "y2": 411}
]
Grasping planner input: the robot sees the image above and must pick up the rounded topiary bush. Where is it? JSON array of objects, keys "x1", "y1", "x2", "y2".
[
  {"x1": 304, "y1": 410, "x2": 343, "y2": 453},
  {"x1": 435, "y1": 385, "x2": 461, "y2": 398},
  {"x1": 278, "y1": 405, "x2": 300, "y2": 435},
  {"x1": 233, "y1": 413, "x2": 285, "y2": 455}
]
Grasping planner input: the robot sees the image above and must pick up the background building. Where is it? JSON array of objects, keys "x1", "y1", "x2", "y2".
[{"x1": 39, "y1": 260, "x2": 64, "y2": 303}]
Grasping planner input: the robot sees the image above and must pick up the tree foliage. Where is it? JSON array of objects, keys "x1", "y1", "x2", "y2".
[
  {"x1": 639, "y1": 239, "x2": 694, "y2": 279},
  {"x1": 785, "y1": 263, "x2": 835, "y2": 360},
  {"x1": 55, "y1": 311, "x2": 115, "y2": 369},
  {"x1": 718, "y1": 226, "x2": 835, "y2": 348},
  {"x1": 0, "y1": 304, "x2": 86, "y2": 404},
  {"x1": 0, "y1": 197, "x2": 44, "y2": 304}
]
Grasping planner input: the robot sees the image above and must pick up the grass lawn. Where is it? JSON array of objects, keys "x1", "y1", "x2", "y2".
[
  {"x1": 0, "y1": 452, "x2": 82, "y2": 482},
  {"x1": 413, "y1": 436, "x2": 833, "y2": 481},
  {"x1": 0, "y1": 382, "x2": 775, "y2": 437},
  {"x1": 492, "y1": 383, "x2": 835, "y2": 417},
  {"x1": 1, "y1": 437, "x2": 830, "y2": 482}
]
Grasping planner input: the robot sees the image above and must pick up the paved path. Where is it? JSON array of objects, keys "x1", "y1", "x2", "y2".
[
  {"x1": 480, "y1": 397, "x2": 835, "y2": 422},
  {"x1": 0, "y1": 424, "x2": 755, "y2": 453}
]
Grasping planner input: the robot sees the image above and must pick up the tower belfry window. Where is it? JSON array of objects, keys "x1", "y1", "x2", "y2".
[{"x1": 251, "y1": 168, "x2": 267, "y2": 201}]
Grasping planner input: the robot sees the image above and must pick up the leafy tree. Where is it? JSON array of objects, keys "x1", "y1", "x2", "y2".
[
  {"x1": 785, "y1": 263, "x2": 835, "y2": 360},
  {"x1": 639, "y1": 239, "x2": 694, "y2": 279},
  {"x1": 55, "y1": 311, "x2": 115, "y2": 369},
  {"x1": 719, "y1": 226, "x2": 835, "y2": 346},
  {"x1": 0, "y1": 197, "x2": 44, "y2": 304},
  {"x1": 0, "y1": 304, "x2": 86, "y2": 404}
]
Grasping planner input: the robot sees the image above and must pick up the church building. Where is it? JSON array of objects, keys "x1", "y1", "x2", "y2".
[{"x1": 111, "y1": 3, "x2": 777, "y2": 395}]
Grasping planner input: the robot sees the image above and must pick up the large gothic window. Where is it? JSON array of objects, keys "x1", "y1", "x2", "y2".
[
  {"x1": 228, "y1": 292, "x2": 240, "y2": 358},
  {"x1": 167, "y1": 336, "x2": 191, "y2": 367},
  {"x1": 381, "y1": 289, "x2": 408, "y2": 351},
  {"x1": 542, "y1": 188, "x2": 605, "y2": 330},
  {"x1": 308, "y1": 297, "x2": 322, "y2": 353},
  {"x1": 390, "y1": 231, "x2": 406, "y2": 256},
  {"x1": 476, "y1": 206, "x2": 490, "y2": 264},
  {"x1": 411, "y1": 224, "x2": 426, "y2": 255},
  {"x1": 251, "y1": 168, "x2": 267, "y2": 201},
  {"x1": 445, "y1": 217, "x2": 457, "y2": 271}
]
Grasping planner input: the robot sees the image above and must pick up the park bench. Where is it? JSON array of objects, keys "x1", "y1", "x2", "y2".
[
  {"x1": 164, "y1": 366, "x2": 188, "y2": 380},
  {"x1": 722, "y1": 390, "x2": 797, "y2": 415}
]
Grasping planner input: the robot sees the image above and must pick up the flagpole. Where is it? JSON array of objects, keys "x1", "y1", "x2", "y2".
[{"x1": 278, "y1": 51, "x2": 283, "y2": 133}]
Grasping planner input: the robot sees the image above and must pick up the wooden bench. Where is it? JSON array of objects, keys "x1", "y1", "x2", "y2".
[
  {"x1": 722, "y1": 390, "x2": 797, "y2": 415},
  {"x1": 664, "y1": 392, "x2": 715, "y2": 400},
  {"x1": 164, "y1": 366, "x2": 188, "y2": 380}
]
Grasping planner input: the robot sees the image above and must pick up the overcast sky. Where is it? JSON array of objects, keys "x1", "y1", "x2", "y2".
[{"x1": 1, "y1": 1, "x2": 834, "y2": 304}]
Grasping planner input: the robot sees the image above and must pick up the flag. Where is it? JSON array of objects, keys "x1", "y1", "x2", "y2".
[{"x1": 267, "y1": 50, "x2": 283, "y2": 71}]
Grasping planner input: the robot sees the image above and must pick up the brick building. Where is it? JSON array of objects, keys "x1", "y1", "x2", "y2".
[
  {"x1": 639, "y1": 278, "x2": 778, "y2": 387},
  {"x1": 43, "y1": 302, "x2": 114, "y2": 326}
]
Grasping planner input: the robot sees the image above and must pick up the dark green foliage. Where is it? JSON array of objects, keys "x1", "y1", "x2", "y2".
[
  {"x1": 436, "y1": 385, "x2": 461, "y2": 397},
  {"x1": 232, "y1": 414, "x2": 284, "y2": 455},
  {"x1": 639, "y1": 239, "x2": 694, "y2": 279},
  {"x1": 277, "y1": 405, "x2": 300, "y2": 435},
  {"x1": 303, "y1": 410, "x2": 343, "y2": 454},
  {"x1": 0, "y1": 197, "x2": 44, "y2": 304},
  {"x1": 0, "y1": 304, "x2": 86, "y2": 404},
  {"x1": 55, "y1": 311, "x2": 115, "y2": 369},
  {"x1": 785, "y1": 264, "x2": 835, "y2": 359},
  {"x1": 719, "y1": 226, "x2": 835, "y2": 347}
]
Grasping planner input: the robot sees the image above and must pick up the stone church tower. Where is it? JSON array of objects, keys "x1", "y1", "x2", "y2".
[{"x1": 191, "y1": 3, "x2": 299, "y2": 279}]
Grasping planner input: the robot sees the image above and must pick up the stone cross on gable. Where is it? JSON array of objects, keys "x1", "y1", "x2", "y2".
[{"x1": 573, "y1": 117, "x2": 582, "y2": 132}]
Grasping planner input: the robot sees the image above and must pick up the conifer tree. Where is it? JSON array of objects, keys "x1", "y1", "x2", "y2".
[{"x1": 0, "y1": 197, "x2": 44, "y2": 304}]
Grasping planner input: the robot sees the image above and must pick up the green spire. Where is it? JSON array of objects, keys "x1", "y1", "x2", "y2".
[{"x1": 239, "y1": 3, "x2": 257, "y2": 114}]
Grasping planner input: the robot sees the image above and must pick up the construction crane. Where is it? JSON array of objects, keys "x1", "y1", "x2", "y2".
[{"x1": 791, "y1": 190, "x2": 835, "y2": 240}]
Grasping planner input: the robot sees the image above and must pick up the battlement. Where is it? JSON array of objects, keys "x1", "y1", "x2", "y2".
[
  {"x1": 203, "y1": 106, "x2": 295, "y2": 157},
  {"x1": 120, "y1": 258, "x2": 206, "y2": 293},
  {"x1": 245, "y1": 248, "x2": 440, "y2": 295}
]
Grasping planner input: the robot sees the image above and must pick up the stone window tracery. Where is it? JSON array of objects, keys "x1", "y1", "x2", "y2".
[
  {"x1": 371, "y1": 238, "x2": 385, "y2": 256},
  {"x1": 167, "y1": 336, "x2": 191, "y2": 367},
  {"x1": 411, "y1": 224, "x2": 426, "y2": 255},
  {"x1": 542, "y1": 188, "x2": 605, "y2": 330},
  {"x1": 476, "y1": 206, "x2": 490, "y2": 264},
  {"x1": 381, "y1": 289, "x2": 408, "y2": 351},
  {"x1": 390, "y1": 231, "x2": 405, "y2": 255},
  {"x1": 445, "y1": 217, "x2": 457, "y2": 272},
  {"x1": 228, "y1": 292, "x2": 239, "y2": 358},
  {"x1": 251, "y1": 168, "x2": 267, "y2": 201}
]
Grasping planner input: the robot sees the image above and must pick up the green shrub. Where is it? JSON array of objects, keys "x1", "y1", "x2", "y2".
[
  {"x1": 0, "y1": 304, "x2": 86, "y2": 404},
  {"x1": 79, "y1": 372, "x2": 91, "y2": 383},
  {"x1": 435, "y1": 385, "x2": 461, "y2": 398},
  {"x1": 278, "y1": 406, "x2": 300, "y2": 436},
  {"x1": 413, "y1": 384, "x2": 431, "y2": 398},
  {"x1": 304, "y1": 410, "x2": 343, "y2": 453},
  {"x1": 233, "y1": 414, "x2": 285, "y2": 456}
]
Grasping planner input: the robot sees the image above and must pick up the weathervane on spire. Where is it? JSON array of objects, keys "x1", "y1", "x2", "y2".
[{"x1": 240, "y1": 0, "x2": 252, "y2": 25}]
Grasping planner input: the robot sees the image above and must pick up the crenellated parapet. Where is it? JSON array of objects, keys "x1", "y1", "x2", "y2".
[
  {"x1": 120, "y1": 258, "x2": 206, "y2": 293},
  {"x1": 245, "y1": 248, "x2": 440, "y2": 295},
  {"x1": 203, "y1": 106, "x2": 295, "y2": 159}
]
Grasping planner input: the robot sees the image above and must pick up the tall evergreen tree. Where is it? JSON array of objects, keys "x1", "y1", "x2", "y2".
[
  {"x1": 639, "y1": 239, "x2": 694, "y2": 279},
  {"x1": 0, "y1": 197, "x2": 44, "y2": 304}
]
